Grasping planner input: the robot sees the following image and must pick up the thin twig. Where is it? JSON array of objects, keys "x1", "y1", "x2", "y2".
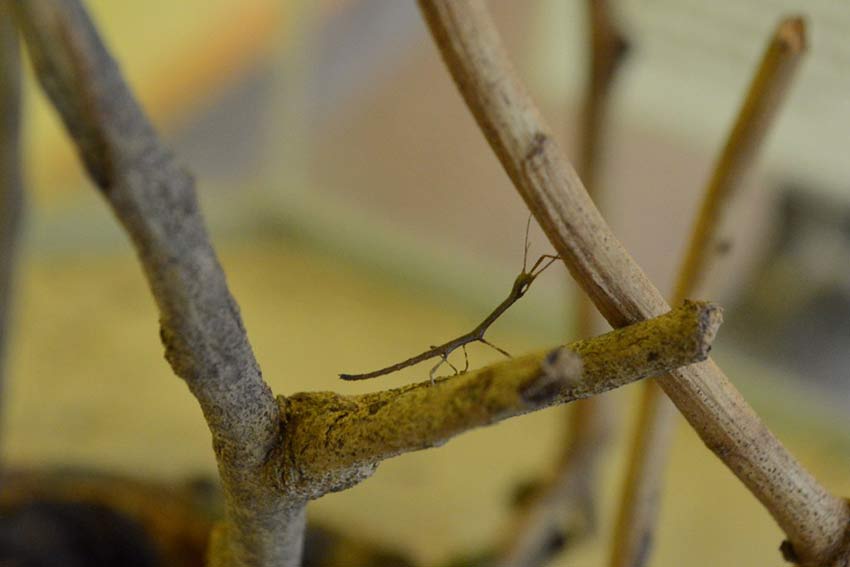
[
  {"x1": 610, "y1": 16, "x2": 810, "y2": 567},
  {"x1": 497, "y1": 2, "x2": 630, "y2": 564},
  {"x1": 11, "y1": 3, "x2": 298, "y2": 566},
  {"x1": 282, "y1": 301, "x2": 721, "y2": 497},
  {"x1": 416, "y1": 2, "x2": 850, "y2": 565},
  {"x1": 340, "y1": 254, "x2": 559, "y2": 381},
  {"x1": 0, "y1": 0, "x2": 23, "y2": 457},
  {"x1": 572, "y1": 0, "x2": 629, "y2": 333}
]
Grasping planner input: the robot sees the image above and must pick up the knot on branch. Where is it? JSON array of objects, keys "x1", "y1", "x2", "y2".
[
  {"x1": 780, "y1": 498, "x2": 850, "y2": 566},
  {"x1": 681, "y1": 298, "x2": 723, "y2": 360},
  {"x1": 524, "y1": 132, "x2": 550, "y2": 163},
  {"x1": 276, "y1": 393, "x2": 379, "y2": 501},
  {"x1": 520, "y1": 347, "x2": 583, "y2": 405}
]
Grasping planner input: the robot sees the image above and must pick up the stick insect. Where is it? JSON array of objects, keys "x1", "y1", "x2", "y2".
[{"x1": 340, "y1": 219, "x2": 560, "y2": 382}]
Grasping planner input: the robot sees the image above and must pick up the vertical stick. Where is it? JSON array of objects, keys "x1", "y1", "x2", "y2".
[
  {"x1": 609, "y1": 17, "x2": 808, "y2": 567},
  {"x1": 496, "y1": 3, "x2": 629, "y2": 565},
  {"x1": 563, "y1": 0, "x2": 630, "y2": 531},
  {"x1": 0, "y1": 0, "x2": 23, "y2": 454}
]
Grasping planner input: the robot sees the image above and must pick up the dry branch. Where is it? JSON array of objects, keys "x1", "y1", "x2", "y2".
[
  {"x1": 0, "y1": 0, "x2": 22, "y2": 453},
  {"x1": 498, "y1": 2, "x2": 630, "y2": 564},
  {"x1": 280, "y1": 301, "x2": 721, "y2": 499},
  {"x1": 417, "y1": 1, "x2": 850, "y2": 564},
  {"x1": 11, "y1": 2, "x2": 297, "y2": 565},
  {"x1": 609, "y1": 17, "x2": 810, "y2": 567},
  {"x1": 572, "y1": 0, "x2": 630, "y2": 331}
]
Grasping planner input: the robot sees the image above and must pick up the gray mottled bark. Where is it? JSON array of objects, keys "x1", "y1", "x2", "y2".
[{"x1": 11, "y1": 1, "x2": 302, "y2": 564}]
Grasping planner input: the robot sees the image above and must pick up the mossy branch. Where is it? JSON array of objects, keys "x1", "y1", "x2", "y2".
[
  {"x1": 278, "y1": 301, "x2": 721, "y2": 500},
  {"x1": 416, "y1": 1, "x2": 850, "y2": 564}
]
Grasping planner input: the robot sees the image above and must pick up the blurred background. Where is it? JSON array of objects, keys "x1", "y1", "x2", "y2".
[{"x1": 2, "y1": 0, "x2": 849, "y2": 565}]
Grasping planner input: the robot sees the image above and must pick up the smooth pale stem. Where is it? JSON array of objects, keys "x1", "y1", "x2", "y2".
[{"x1": 498, "y1": 1, "x2": 630, "y2": 565}]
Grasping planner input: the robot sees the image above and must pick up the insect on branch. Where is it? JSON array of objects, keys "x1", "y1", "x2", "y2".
[{"x1": 340, "y1": 252, "x2": 560, "y2": 382}]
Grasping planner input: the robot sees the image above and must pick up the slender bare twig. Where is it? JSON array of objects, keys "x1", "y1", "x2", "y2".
[
  {"x1": 340, "y1": 253, "x2": 559, "y2": 381},
  {"x1": 11, "y1": 3, "x2": 297, "y2": 565},
  {"x1": 572, "y1": 0, "x2": 630, "y2": 331},
  {"x1": 0, "y1": 0, "x2": 22, "y2": 455},
  {"x1": 575, "y1": 0, "x2": 629, "y2": 201},
  {"x1": 282, "y1": 301, "x2": 721, "y2": 495},
  {"x1": 609, "y1": 17, "x2": 809, "y2": 567},
  {"x1": 572, "y1": 0, "x2": 629, "y2": 333},
  {"x1": 496, "y1": 3, "x2": 630, "y2": 564},
  {"x1": 417, "y1": 2, "x2": 850, "y2": 565}
]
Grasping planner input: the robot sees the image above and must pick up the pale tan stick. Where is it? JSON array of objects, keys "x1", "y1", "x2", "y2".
[
  {"x1": 574, "y1": 0, "x2": 629, "y2": 203},
  {"x1": 497, "y1": 2, "x2": 629, "y2": 565},
  {"x1": 0, "y1": 0, "x2": 22, "y2": 455},
  {"x1": 568, "y1": 0, "x2": 629, "y2": 502},
  {"x1": 560, "y1": 0, "x2": 629, "y2": 532},
  {"x1": 417, "y1": 2, "x2": 850, "y2": 565},
  {"x1": 609, "y1": 18, "x2": 809, "y2": 567}
]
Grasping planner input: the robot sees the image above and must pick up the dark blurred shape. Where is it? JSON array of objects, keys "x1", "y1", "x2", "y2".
[
  {"x1": 303, "y1": 523, "x2": 416, "y2": 567},
  {"x1": 0, "y1": 469, "x2": 213, "y2": 567},
  {"x1": 0, "y1": 468, "x2": 417, "y2": 567},
  {"x1": 728, "y1": 185, "x2": 850, "y2": 405},
  {"x1": 0, "y1": 499, "x2": 160, "y2": 567}
]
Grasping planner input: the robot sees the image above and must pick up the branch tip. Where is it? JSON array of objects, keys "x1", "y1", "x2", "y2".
[{"x1": 777, "y1": 16, "x2": 807, "y2": 53}]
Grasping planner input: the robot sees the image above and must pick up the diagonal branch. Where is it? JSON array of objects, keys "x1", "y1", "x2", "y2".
[
  {"x1": 280, "y1": 301, "x2": 721, "y2": 499},
  {"x1": 610, "y1": 17, "x2": 809, "y2": 567},
  {"x1": 11, "y1": 2, "x2": 294, "y2": 565},
  {"x1": 0, "y1": 0, "x2": 23, "y2": 457},
  {"x1": 416, "y1": 1, "x2": 850, "y2": 565}
]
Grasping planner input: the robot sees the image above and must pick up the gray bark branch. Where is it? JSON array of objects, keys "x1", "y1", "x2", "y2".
[{"x1": 11, "y1": 2, "x2": 298, "y2": 565}]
